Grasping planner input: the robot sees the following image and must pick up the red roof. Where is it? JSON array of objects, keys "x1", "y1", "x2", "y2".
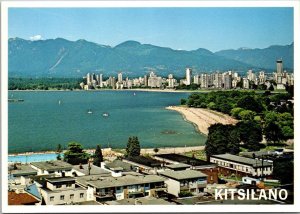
[{"x1": 8, "y1": 191, "x2": 40, "y2": 205}]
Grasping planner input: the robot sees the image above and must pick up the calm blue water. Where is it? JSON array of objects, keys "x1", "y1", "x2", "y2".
[
  {"x1": 8, "y1": 153, "x2": 63, "y2": 163},
  {"x1": 8, "y1": 91, "x2": 206, "y2": 153}
]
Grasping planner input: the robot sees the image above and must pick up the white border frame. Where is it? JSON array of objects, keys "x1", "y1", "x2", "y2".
[{"x1": 1, "y1": 1, "x2": 300, "y2": 213}]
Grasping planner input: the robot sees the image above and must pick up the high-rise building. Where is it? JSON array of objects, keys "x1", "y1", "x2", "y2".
[
  {"x1": 259, "y1": 71, "x2": 266, "y2": 84},
  {"x1": 144, "y1": 75, "x2": 148, "y2": 87},
  {"x1": 200, "y1": 73, "x2": 209, "y2": 89},
  {"x1": 213, "y1": 73, "x2": 222, "y2": 89},
  {"x1": 193, "y1": 74, "x2": 200, "y2": 85},
  {"x1": 224, "y1": 73, "x2": 232, "y2": 89},
  {"x1": 167, "y1": 74, "x2": 175, "y2": 88},
  {"x1": 185, "y1": 68, "x2": 192, "y2": 86},
  {"x1": 118, "y1": 72, "x2": 123, "y2": 83},
  {"x1": 148, "y1": 71, "x2": 162, "y2": 88},
  {"x1": 99, "y1": 74, "x2": 103, "y2": 88}
]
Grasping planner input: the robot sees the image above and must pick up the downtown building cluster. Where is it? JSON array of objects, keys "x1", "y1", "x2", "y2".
[{"x1": 80, "y1": 59, "x2": 293, "y2": 90}]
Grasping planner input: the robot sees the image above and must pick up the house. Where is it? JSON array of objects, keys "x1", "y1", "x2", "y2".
[
  {"x1": 101, "y1": 160, "x2": 138, "y2": 177},
  {"x1": 39, "y1": 176, "x2": 88, "y2": 205},
  {"x1": 159, "y1": 169, "x2": 207, "y2": 197},
  {"x1": 30, "y1": 160, "x2": 73, "y2": 176},
  {"x1": 8, "y1": 191, "x2": 40, "y2": 205},
  {"x1": 72, "y1": 163, "x2": 111, "y2": 176},
  {"x1": 210, "y1": 154, "x2": 273, "y2": 177},
  {"x1": 8, "y1": 164, "x2": 37, "y2": 186},
  {"x1": 76, "y1": 174, "x2": 166, "y2": 202}
]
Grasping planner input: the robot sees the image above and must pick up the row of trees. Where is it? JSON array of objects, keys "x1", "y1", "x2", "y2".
[
  {"x1": 56, "y1": 136, "x2": 141, "y2": 165},
  {"x1": 9, "y1": 78, "x2": 82, "y2": 90}
]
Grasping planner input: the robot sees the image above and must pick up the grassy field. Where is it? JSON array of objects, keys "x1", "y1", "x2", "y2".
[{"x1": 183, "y1": 149, "x2": 207, "y2": 161}]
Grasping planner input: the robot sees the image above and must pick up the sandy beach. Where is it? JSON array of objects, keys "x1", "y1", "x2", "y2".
[{"x1": 166, "y1": 106, "x2": 238, "y2": 135}]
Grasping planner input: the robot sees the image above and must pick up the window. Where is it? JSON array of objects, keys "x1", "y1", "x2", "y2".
[
  {"x1": 60, "y1": 195, "x2": 64, "y2": 200},
  {"x1": 50, "y1": 196, "x2": 54, "y2": 201},
  {"x1": 56, "y1": 184, "x2": 62, "y2": 189},
  {"x1": 70, "y1": 194, "x2": 74, "y2": 200},
  {"x1": 116, "y1": 187, "x2": 121, "y2": 191},
  {"x1": 66, "y1": 183, "x2": 72, "y2": 188},
  {"x1": 80, "y1": 193, "x2": 84, "y2": 198}
]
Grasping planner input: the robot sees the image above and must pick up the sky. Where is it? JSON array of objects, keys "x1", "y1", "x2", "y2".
[{"x1": 8, "y1": 7, "x2": 293, "y2": 52}]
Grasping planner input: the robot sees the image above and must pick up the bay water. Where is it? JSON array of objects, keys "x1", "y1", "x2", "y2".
[{"x1": 8, "y1": 90, "x2": 206, "y2": 153}]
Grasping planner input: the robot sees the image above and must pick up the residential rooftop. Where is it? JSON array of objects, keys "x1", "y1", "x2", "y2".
[
  {"x1": 211, "y1": 154, "x2": 273, "y2": 167},
  {"x1": 46, "y1": 176, "x2": 76, "y2": 183},
  {"x1": 159, "y1": 169, "x2": 207, "y2": 181},
  {"x1": 30, "y1": 160, "x2": 73, "y2": 171},
  {"x1": 85, "y1": 174, "x2": 166, "y2": 189},
  {"x1": 8, "y1": 191, "x2": 40, "y2": 205},
  {"x1": 166, "y1": 163, "x2": 191, "y2": 170},
  {"x1": 104, "y1": 160, "x2": 136, "y2": 172},
  {"x1": 125, "y1": 156, "x2": 162, "y2": 168},
  {"x1": 105, "y1": 197, "x2": 174, "y2": 205},
  {"x1": 73, "y1": 164, "x2": 111, "y2": 176},
  {"x1": 8, "y1": 164, "x2": 37, "y2": 177},
  {"x1": 155, "y1": 153, "x2": 213, "y2": 167}
]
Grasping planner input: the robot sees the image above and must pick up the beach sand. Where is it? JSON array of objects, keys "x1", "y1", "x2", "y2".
[{"x1": 166, "y1": 106, "x2": 238, "y2": 135}]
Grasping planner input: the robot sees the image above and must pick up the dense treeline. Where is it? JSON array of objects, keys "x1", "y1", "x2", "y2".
[
  {"x1": 8, "y1": 78, "x2": 82, "y2": 90},
  {"x1": 182, "y1": 90, "x2": 294, "y2": 159}
]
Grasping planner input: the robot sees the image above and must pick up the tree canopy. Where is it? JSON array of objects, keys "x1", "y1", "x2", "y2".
[
  {"x1": 125, "y1": 136, "x2": 141, "y2": 157},
  {"x1": 63, "y1": 141, "x2": 90, "y2": 165},
  {"x1": 93, "y1": 145, "x2": 103, "y2": 167}
]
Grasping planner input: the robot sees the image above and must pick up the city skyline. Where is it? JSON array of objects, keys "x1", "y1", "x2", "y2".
[{"x1": 8, "y1": 7, "x2": 293, "y2": 52}]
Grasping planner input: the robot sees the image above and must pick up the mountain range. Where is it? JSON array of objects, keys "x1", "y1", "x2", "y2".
[{"x1": 8, "y1": 38, "x2": 294, "y2": 78}]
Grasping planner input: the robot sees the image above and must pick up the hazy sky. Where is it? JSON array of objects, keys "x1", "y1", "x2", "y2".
[{"x1": 8, "y1": 7, "x2": 293, "y2": 52}]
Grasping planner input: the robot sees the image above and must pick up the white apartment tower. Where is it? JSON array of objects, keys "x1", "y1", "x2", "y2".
[{"x1": 186, "y1": 68, "x2": 192, "y2": 86}]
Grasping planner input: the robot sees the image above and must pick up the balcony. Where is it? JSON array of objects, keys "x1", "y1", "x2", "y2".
[{"x1": 94, "y1": 192, "x2": 114, "y2": 199}]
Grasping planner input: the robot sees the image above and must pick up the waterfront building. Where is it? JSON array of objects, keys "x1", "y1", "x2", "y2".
[
  {"x1": 99, "y1": 74, "x2": 103, "y2": 87},
  {"x1": 167, "y1": 74, "x2": 176, "y2": 88},
  {"x1": 185, "y1": 68, "x2": 192, "y2": 86},
  {"x1": 193, "y1": 74, "x2": 200, "y2": 85},
  {"x1": 200, "y1": 73, "x2": 209, "y2": 89},
  {"x1": 144, "y1": 75, "x2": 148, "y2": 87},
  {"x1": 210, "y1": 154, "x2": 273, "y2": 177},
  {"x1": 118, "y1": 72, "x2": 123, "y2": 83},
  {"x1": 159, "y1": 170, "x2": 207, "y2": 197},
  {"x1": 148, "y1": 71, "x2": 162, "y2": 88}
]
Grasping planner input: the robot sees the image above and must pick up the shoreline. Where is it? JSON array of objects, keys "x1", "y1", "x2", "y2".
[
  {"x1": 8, "y1": 88, "x2": 208, "y2": 93},
  {"x1": 8, "y1": 145, "x2": 205, "y2": 157},
  {"x1": 166, "y1": 106, "x2": 238, "y2": 135}
]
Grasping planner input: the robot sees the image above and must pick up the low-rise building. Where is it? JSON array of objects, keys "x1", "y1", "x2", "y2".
[
  {"x1": 210, "y1": 154, "x2": 273, "y2": 177},
  {"x1": 30, "y1": 160, "x2": 73, "y2": 176},
  {"x1": 72, "y1": 163, "x2": 111, "y2": 176},
  {"x1": 159, "y1": 170, "x2": 207, "y2": 197},
  {"x1": 77, "y1": 174, "x2": 166, "y2": 202},
  {"x1": 39, "y1": 176, "x2": 88, "y2": 205},
  {"x1": 8, "y1": 191, "x2": 41, "y2": 205}
]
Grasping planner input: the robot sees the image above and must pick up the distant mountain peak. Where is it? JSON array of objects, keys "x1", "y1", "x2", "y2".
[{"x1": 114, "y1": 40, "x2": 141, "y2": 48}]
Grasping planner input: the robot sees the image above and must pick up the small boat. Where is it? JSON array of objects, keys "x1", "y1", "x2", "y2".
[
  {"x1": 133, "y1": 92, "x2": 136, "y2": 96},
  {"x1": 58, "y1": 100, "x2": 61, "y2": 105},
  {"x1": 87, "y1": 110, "x2": 93, "y2": 114},
  {"x1": 102, "y1": 113, "x2": 109, "y2": 117}
]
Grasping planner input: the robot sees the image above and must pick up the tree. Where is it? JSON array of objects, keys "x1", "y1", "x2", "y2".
[
  {"x1": 273, "y1": 159, "x2": 294, "y2": 184},
  {"x1": 230, "y1": 107, "x2": 244, "y2": 119},
  {"x1": 63, "y1": 141, "x2": 90, "y2": 165},
  {"x1": 93, "y1": 145, "x2": 103, "y2": 167},
  {"x1": 238, "y1": 110, "x2": 256, "y2": 121},
  {"x1": 125, "y1": 136, "x2": 141, "y2": 157},
  {"x1": 56, "y1": 144, "x2": 63, "y2": 160},
  {"x1": 205, "y1": 124, "x2": 240, "y2": 161},
  {"x1": 237, "y1": 95, "x2": 264, "y2": 112},
  {"x1": 153, "y1": 147, "x2": 159, "y2": 154},
  {"x1": 264, "y1": 122, "x2": 283, "y2": 144},
  {"x1": 180, "y1": 98, "x2": 187, "y2": 105},
  {"x1": 237, "y1": 121, "x2": 262, "y2": 151}
]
